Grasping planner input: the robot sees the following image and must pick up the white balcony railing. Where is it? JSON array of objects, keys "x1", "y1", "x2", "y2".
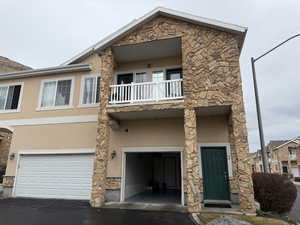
[{"x1": 109, "y1": 79, "x2": 183, "y2": 104}]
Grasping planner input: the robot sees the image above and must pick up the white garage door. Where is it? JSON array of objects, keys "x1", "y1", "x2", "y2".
[
  {"x1": 14, "y1": 153, "x2": 94, "y2": 200},
  {"x1": 292, "y1": 167, "x2": 299, "y2": 177}
]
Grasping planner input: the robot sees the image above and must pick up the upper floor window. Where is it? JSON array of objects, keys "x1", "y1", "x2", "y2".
[
  {"x1": 288, "y1": 147, "x2": 296, "y2": 156},
  {"x1": 80, "y1": 75, "x2": 100, "y2": 106},
  {"x1": 0, "y1": 83, "x2": 22, "y2": 112},
  {"x1": 39, "y1": 77, "x2": 74, "y2": 109}
]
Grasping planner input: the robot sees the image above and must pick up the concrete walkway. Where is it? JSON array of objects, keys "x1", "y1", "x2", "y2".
[{"x1": 0, "y1": 198, "x2": 195, "y2": 225}]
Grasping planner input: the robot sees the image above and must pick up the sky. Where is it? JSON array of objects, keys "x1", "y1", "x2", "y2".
[{"x1": 0, "y1": 0, "x2": 299, "y2": 152}]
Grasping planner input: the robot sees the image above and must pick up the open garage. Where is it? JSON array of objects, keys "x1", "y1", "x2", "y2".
[{"x1": 122, "y1": 151, "x2": 183, "y2": 205}]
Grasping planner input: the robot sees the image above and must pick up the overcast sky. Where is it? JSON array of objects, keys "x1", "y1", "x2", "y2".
[{"x1": 1, "y1": 0, "x2": 299, "y2": 152}]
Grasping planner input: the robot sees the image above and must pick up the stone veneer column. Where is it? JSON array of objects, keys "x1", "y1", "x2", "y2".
[
  {"x1": 184, "y1": 108, "x2": 201, "y2": 212},
  {"x1": 90, "y1": 48, "x2": 113, "y2": 207},
  {"x1": 228, "y1": 106, "x2": 256, "y2": 214}
]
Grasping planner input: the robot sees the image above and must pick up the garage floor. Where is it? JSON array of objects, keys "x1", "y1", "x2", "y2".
[
  {"x1": 126, "y1": 190, "x2": 181, "y2": 204},
  {"x1": 0, "y1": 198, "x2": 195, "y2": 225}
]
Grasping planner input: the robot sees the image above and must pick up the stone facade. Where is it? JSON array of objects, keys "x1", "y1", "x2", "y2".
[
  {"x1": 184, "y1": 108, "x2": 201, "y2": 212},
  {"x1": 0, "y1": 132, "x2": 12, "y2": 167},
  {"x1": 91, "y1": 15, "x2": 255, "y2": 213},
  {"x1": 90, "y1": 48, "x2": 114, "y2": 207}
]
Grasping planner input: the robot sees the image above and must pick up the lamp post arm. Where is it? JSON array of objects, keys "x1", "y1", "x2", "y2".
[{"x1": 254, "y1": 34, "x2": 300, "y2": 62}]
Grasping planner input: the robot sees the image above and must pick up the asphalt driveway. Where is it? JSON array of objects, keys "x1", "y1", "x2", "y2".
[
  {"x1": 290, "y1": 184, "x2": 300, "y2": 222},
  {"x1": 0, "y1": 198, "x2": 195, "y2": 225}
]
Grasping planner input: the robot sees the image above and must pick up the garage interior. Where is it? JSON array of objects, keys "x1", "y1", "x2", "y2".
[{"x1": 124, "y1": 152, "x2": 182, "y2": 205}]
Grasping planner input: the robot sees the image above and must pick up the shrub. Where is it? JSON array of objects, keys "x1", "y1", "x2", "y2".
[{"x1": 252, "y1": 172, "x2": 297, "y2": 214}]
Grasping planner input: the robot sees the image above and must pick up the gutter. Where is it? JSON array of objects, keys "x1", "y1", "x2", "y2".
[{"x1": 0, "y1": 64, "x2": 91, "y2": 80}]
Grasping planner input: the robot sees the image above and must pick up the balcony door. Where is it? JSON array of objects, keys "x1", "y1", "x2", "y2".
[
  {"x1": 166, "y1": 68, "x2": 182, "y2": 98},
  {"x1": 152, "y1": 71, "x2": 165, "y2": 100},
  {"x1": 117, "y1": 73, "x2": 133, "y2": 102}
]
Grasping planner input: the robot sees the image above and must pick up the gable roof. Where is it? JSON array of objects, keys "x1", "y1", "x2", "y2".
[
  {"x1": 0, "y1": 56, "x2": 31, "y2": 74},
  {"x1": 273, "y1": 137, "x2": 300, "y2": 150},
  {"x1": 62, "y1": 7, "x2": 247, "y2": 65}
]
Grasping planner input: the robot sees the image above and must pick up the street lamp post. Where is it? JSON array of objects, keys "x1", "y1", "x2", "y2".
[{"x1": 251, "y1": 34, "x2": 300, "y2": 173}]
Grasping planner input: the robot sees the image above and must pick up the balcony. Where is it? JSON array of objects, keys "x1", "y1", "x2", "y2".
[{"x1": 109, "y1": 79, "x2": 183, "y2": 105}]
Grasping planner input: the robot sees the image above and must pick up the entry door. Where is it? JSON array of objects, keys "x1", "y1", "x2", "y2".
[{"x1": 201, "y1": 147, "x2": 230, "y2": 201}]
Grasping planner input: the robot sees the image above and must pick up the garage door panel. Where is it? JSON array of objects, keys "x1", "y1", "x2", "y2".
[{"x1": 14, "y1": 153, "x2": 94, "y2": 200}]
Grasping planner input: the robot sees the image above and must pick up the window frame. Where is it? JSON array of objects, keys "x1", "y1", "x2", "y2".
[
  {"x1": 79, "y1": 74, "x2": 101, "y2": 108},
  {"x1": 114, "y1": 65, "x2": 181, "y2": 84},
  {"x1": 37, "y1": 76, "x2": 75, "y2": 111},
  {"x1": 0, "y1": 82, "x2": 24, "y2": 114}
]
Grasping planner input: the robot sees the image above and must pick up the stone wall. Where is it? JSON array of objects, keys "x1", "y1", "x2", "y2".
[
  {"x1": 92, "y1": 15, "x2": 255, "y2": 213},
  {"x1": 91, "y1": 48, "x2": 114, "y2": 207},
  {"x1": 0, "y1": 132, "x2": 12, "y2": 166}
]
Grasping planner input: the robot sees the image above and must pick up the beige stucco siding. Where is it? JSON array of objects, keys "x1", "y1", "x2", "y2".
[
  {"x1": 5, "y1": 122, "x2": 97, "y2": 176},
  {"x1": 0, "y1": 71, "x2": 99, "y2": 121},
  {"x1": 107, "y1": 115, "x2": 229, "y2": 177}
]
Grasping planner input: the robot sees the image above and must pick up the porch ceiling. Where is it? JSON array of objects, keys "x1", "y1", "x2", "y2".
[
  {"x1": 110, "y1": 108, "x2": 184, "y2": 120},
  {"x1": 112, "y1": 37, "x2": 181, "y2": 63},
  {"x1": 195, "y1": 105, "x2": 230, "y2": 116}
]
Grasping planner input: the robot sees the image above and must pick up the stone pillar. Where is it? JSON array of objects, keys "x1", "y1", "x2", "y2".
[
  {"x1": 228, "y1": 106, "x2": 256, "y2": 214},
  {"x1": 90, "y1": 48, "x2": 113, "y2": 207},
  {"x1": 183, "y1": 108, "x2": 201, "y2": 212}
]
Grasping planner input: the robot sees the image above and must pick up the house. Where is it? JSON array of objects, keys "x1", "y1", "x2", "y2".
[
  {"x1": 270, "y1": 137, "x2": 300, "y2": 177},
  {"x1": 251, "y1": 138, "x2": 300, "y2": 177},
  {"x1": 0, "y1": 7, "x2": 255, "y2": 214},
  {"x1": 0, "y1": 56, "x2": 30, "y2": 183}
]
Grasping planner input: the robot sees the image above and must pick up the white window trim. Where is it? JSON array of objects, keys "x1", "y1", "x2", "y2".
[
  {"x1": 78, "y1": 74, "x2": 100, "y2": 108},
  {"x1": 0, "y1": 82, "x2": 24, "y2": 114},
  {"x1": 114, "y1": 65, "x2": 181, "y2": 84},
  {"x1": 37, "y1": 76, "x2": 75, "y2": 111},
  {"x1": 198, "y1": 143, "x2": 233, "y2": 178}
]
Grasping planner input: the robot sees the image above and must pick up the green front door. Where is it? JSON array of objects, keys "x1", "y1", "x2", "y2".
[{"x1": 201, "y1": 147, "x2": 230, "y2": 201}]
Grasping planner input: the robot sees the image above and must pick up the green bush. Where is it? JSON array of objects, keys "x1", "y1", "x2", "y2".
[{"x1": 252, "y1": 172, "x2": 297, "y2": 214}]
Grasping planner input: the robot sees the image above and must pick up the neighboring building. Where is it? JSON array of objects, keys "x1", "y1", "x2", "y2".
[
  {"x1": 271, "y1": 137, "x2": 300, "y2": 177},
  {"x1": 0, "y1": 56, "x2": 31, "y2": 74},
  {"x1": 251, "y1": 138, "x2": 300, "y2": 177},
  {"x1": 0, "y1": 57, "x2": 31, "y2": 183},
  {"x1": 0, "y1": 8, "x2": 255, "y2": 214}
]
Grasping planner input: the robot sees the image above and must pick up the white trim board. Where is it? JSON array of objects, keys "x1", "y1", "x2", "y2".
[
  {"x1": 120, "y1": 146, "x2": 184, "y2": 206},
  {"x1": 0, "y1": 115, "x2": 98, "y2": 127},
  {"x1": 198, "y1": 143, "x2": 233, "y2": 178},
  {"x1": 18, "y1": 148, "x2": 95, "y2": 155}
]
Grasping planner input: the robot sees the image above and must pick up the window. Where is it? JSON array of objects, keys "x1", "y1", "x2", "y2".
[
  {"x1": 39, "y1": 78, "x2": 73, "y2": 109},
  {"x1": 288, "y1": 148, "x2": 295, "y2": 156},
  {"x1": 0, "y1": 83, "x2": 22, "y2": 112},
  {"x1": 135, "y1": 72, "x2": 147, "y2": 83},
  {"x1": 81, "y1": 76, "x2": 100, "y2": 105},
  {"x1": 282, "y1": 166, "x2": 288, "y2": 173}
]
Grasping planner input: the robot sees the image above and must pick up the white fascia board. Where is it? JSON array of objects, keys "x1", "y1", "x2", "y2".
[
  {"x1": 0, "y1": 64, "x2": 91, "y2": 80},
  {"x1": 61, "y1": 7, "x2": 247, "y2": 66}
]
